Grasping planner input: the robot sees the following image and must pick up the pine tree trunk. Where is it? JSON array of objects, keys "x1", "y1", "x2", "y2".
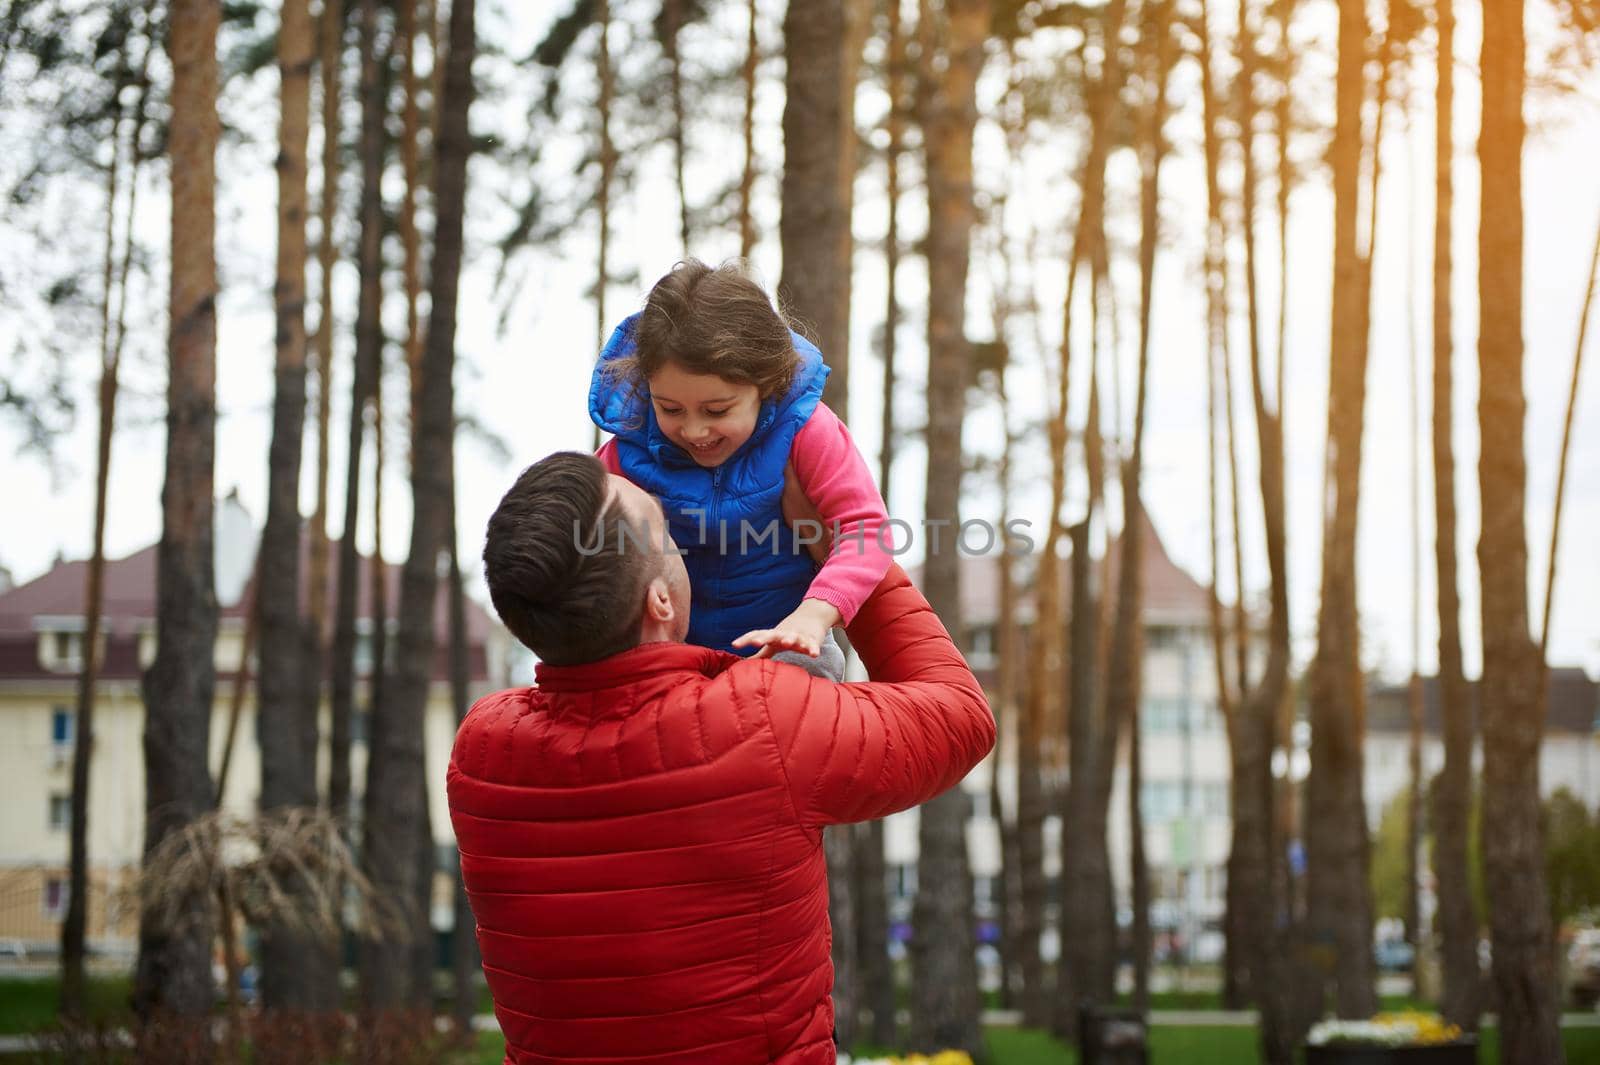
[
  {"x1": 362, "y1": 0, "x2": 474, "y2": 1011},
  {"x1": 663, "y1": 0, "x2": 690, "y2": 250},
  {"x1": 63, "y1": 29, "x2": 132, "y2": 1015},
  {"x1": 133, "y1": 0, "x2": 221, "y2": 1021},
  {"x1": 1477, "y1": 0, "x2": 1562, "y2": 1058},
  {"x1": 1306, "y1": 0, "x2": 1377, "y2": 1017},
  {"x1": 738, "y1": 0, "x2": 759, "y2": 260},
  {"x1": 399, "y1": 0, "x2": 425, "y2": 435},
  {"x1": 780, "y1": 0, "x2": 867, "y2": 419},
  {"x1": 908, "y1": 0, "x2": 988, "y2": 1053},
  {"x1": 1125, "y1": 1, "x2": 1173, "y2": 1011},
  {"x1": 447, "y1": 509, "x2": 480, "y2": 1034},
  {"x1": 1054, "y1": 4, "x2": 1125, "y2": 1037},
  {"x1": 780, "y1": 0, "x2": 869, "y2": 1042},
  {"x1": 331, "y1": 0, "x2": 386, "y2": 865},
  {"x1": 303, "y1": 0, "x2": 346, "y2": 1008},
  {"x1": 256, "y1": 0, "x2": 318, "y2": 1010},
  {"x1": 858, "y1": 0, "x2": 905, "y2": 1044},
  {"x1": 1059, "y1": 514, "x2": 1106, "y2": 1037},
  {"x1": 1196, "y1": 0, "x2": 1247, "y2": 1009},
  {"x1": 1428, "y1": 0, "x2": 1476, "y2": 1025}
]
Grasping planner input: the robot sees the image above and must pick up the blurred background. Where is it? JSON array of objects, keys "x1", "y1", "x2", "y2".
[{"x1": 0, "y1": 0, "x2": 1597, "y2": 1061}]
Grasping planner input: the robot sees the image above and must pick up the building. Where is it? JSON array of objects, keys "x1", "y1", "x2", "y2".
[
  {"x1": 1365, "y1": 668, "x2": 1600, "y2": 822},
  {"x1": 896, "y1": 512, "x2": 1236, "y2": 965},
  {"x1": 0, "y1": 496, "x2": 511, "y2": 955}
]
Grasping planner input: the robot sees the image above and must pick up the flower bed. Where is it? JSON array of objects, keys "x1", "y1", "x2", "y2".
[
  {"x1": 1304, "y1": 1011, "x2": 1477, "y2": 1064},
  {"x1": 840, "y1": 1053, "x2": 974, "y2": 1065}
]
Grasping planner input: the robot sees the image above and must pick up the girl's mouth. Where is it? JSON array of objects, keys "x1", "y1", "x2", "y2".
[{"x1": 689, "y1": 438, "x2": 723, "y2": 456}]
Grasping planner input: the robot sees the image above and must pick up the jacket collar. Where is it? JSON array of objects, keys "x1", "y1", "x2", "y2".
[
  {"x1": 588, "y1": 313, "x2": 831, "y2": 468},
  {"x1": 534, "y1": 640, "x2": 734, "y2": 693}
]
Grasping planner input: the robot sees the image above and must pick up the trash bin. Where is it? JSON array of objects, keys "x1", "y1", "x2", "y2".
[{"x1": 1078, "y1": 1004, "x2": 1149, "y2": 1065}]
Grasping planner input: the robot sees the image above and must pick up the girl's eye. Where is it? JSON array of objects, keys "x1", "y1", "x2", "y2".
[
  {"x1": 705, "y1": 408, "x2": 729, "y2": 418},
  {"x1": 658, "y1": 405, "x2": 683, "y2": 417}
]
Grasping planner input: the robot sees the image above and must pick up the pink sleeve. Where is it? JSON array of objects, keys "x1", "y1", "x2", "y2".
[
  {"x1": 595, "y1": 437, "x2": 622, "y2": 474},
  {"x1": 789, "y1": 403, "x2": 893, "y2": 625}
]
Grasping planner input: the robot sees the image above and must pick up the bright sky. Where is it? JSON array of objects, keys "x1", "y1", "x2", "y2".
[{"x1": 2, "y1": 1, "x2": 1598, "y2": 686}]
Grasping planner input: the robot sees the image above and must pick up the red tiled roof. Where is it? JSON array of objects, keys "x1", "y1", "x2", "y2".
[
  {"x1": 0, "y1": 527, "x2": 498, "y2": 682},
  {"x1": 1369, "y1": 667, "x2": 1598, "y2": 736},
  {"x1": 915, "y1": 509, "x2": 1212, "y2": 627}
]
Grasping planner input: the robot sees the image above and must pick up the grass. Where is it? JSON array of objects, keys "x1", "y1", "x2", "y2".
[
  {"x1": 5, "y1": 977, "x2": 1597, "y2": 1064},
  {"x1": 0, "y1": 975, "x2": 132, "y2": 1036}
]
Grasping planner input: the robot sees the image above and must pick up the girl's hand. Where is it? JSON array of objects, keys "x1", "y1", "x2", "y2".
[
  {"x1": 780, "y1": 462, "x2": 832, "y2": 566},
  {"x1": 732, "y1": 599, "x2": 841, "y2": 659}
]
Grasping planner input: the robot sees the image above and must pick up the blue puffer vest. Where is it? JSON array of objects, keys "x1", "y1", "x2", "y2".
[{"x1": 589, "y1": 313, "x2": 830, "y2": 654}]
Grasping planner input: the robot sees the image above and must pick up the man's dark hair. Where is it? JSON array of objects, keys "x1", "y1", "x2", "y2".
[{"x1": 483, "y1": 451, "x2": 654, "y2": 666}]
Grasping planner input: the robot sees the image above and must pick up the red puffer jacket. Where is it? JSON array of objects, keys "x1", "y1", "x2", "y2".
[{"x1": 447, "y1": 563, "x2": 994, "y2": 1065}]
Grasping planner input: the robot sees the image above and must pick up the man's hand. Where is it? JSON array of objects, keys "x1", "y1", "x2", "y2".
[
  {"x1": 780, "y1": 462, "x2": 832, "y2": 566},
  {"x1": 732, "y1": 598, "x2": 842, "y2": 659}
]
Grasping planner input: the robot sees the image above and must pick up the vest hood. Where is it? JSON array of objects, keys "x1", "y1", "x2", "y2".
[{"x1": 588, "y1": 312, "x2": 830, "y2": 468}]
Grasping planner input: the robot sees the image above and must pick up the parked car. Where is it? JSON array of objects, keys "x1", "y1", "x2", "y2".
[
  {"x1": 1374, "y1": 938, "x2": 1415, "y2": 972},
  {"x1": 1568, "y1": 928, "x2": 1600, "y2": 1010}
]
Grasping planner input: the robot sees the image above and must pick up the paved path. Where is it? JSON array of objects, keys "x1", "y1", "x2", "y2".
[{"x1": 5, "y1": 1007, "x2": 1596, "y2": 1054}]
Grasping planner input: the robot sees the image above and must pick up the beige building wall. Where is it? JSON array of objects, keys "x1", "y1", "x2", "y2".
[{"x1": 0, "y1": 626, "x2": 483, "y2": 948}]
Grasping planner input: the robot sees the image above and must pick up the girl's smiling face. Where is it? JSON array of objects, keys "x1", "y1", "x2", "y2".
[{"x1": 647, "y1": 362, "x2": 762, "y2": 467}]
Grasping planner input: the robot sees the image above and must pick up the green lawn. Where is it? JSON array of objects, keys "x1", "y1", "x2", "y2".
[
  {"x1": 0, "y1": 975, "x2": 132, "y2": 1036},
  {"x1": 5, "y1": 980, "x2": 1597, "y2": 1065}
]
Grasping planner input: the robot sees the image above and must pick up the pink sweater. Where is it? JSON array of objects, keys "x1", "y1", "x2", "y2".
[{"x1": 597, "y1": 402, "x2": 892, "y2": 625}]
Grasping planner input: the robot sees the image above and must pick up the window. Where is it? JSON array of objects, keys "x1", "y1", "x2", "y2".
[
  {"x1": 1140, "y1": 782, "x2": 1184, "y2": 821},
  {"x1": 48, "y1": 793, "x2": 71, "y2": 831},
  {"x1": 43, "y1": 877, "x2": 69, "y2": 921},
  {"x1": 52, "y1": 707, "x2": 74, "y2": 747},
  {"x1": 966, "y1": 625, "x2": 996, "y2": 668},
  {"x1": 1147, "y1": 625, "x2": 1179, "y2": 651},
  {"x1": 1141, "y1": 698, "x2": 1186, "y2": 734}
]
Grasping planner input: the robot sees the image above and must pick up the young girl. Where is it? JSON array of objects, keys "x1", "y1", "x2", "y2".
[{"x1": 589, "y1": 258, "x2": 892, "y2": 680}]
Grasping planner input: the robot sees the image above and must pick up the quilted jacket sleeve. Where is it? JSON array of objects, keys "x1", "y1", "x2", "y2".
[{"x1": 761, "y1": 563, "x2": 995, "y2": 826}]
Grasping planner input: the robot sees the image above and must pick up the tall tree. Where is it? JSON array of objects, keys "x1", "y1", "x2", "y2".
[
  {"x1": 657, "y1": 0, "x2": 692, "y2": 250},
  {"x1": 447, "y1": 497, "x2": 480, "y2": 1033},
  {"x1": 362, "y1": 0, "x2": 475, "y2": 1009},
  {"x1": 1056, "y1": 0, "x2": 1126, "y2": 1036},
  {"x1": 331, "y1": 0, "x2": 387, "y2": 853},
  {"x1": 738, "y1": 0, "x2": 759, "y2": 258},
  {"x1": 256, "y1": 0, "x2": 318, "y2": 1010},
  {"x1": 1477, "y1": 0, "x2": 1562, "y2": 1056},
  {"x1": 132, "y1": 0, "x2": 221, "y2": 1021},
  {"x1": 1428, "y1": 0, "x2": 1478, "y2": 1027},
  {"x1": 593, "y1": 0, "x2": 614, "y2": 452},
  {"x1": 399, "y1": 0, "x2": 425, "y2": 432},
  {"x1": 857, "y1": 0, "x2": 906, "y2": 1045},
  {"x1": 1012, "y1": 47, "x2": 1059, "y2": 1031},
  {"x1": 303, "y1": 0, "x2": 346, "y2": 1006},
  {"x1": 1305, "y1": 0, "x2": 1379, "y2": 1016},
  {"x1": 1196, "y1": 0, "x2": 1247, "y2": 1007},
  {"x1": 1120, "y1": 0, "x2": 1175, "y2": 1011},
  {"x1": 780, "y1": 0, "x2": 869, "y2": 1041},
  {"x1": 62, "y1": 3, "x2": 151, "y2": 1015},
  {"x1": 1199, "y1": 0, "x2": 1299, "y2": 1054},
  {"x1": 780, "y1": 0, "x2": 867, "y2": 418},
  {"x1": 1539, "y1": 214, "x2": 1599, "y2": 668},
  {"x1": 1404, "y1": 92, "x2": 1425, "y2": 986},
  {"x1": 909, "y1": 0, "x2": 989, "y2": 1053}
]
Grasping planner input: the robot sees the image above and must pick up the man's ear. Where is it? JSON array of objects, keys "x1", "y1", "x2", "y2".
[{"x1": 643, "y1": 576, "x2": 675, "y2": 625}]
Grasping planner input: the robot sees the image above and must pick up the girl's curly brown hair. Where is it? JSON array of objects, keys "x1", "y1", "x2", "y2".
[{"x1": 607, "y1": 259, "x2": 801, "y2": 402}]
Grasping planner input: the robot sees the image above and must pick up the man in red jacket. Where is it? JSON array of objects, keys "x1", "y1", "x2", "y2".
[{"x1": 448, "y1": 451, "x2": 995, "y2": 1065}]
